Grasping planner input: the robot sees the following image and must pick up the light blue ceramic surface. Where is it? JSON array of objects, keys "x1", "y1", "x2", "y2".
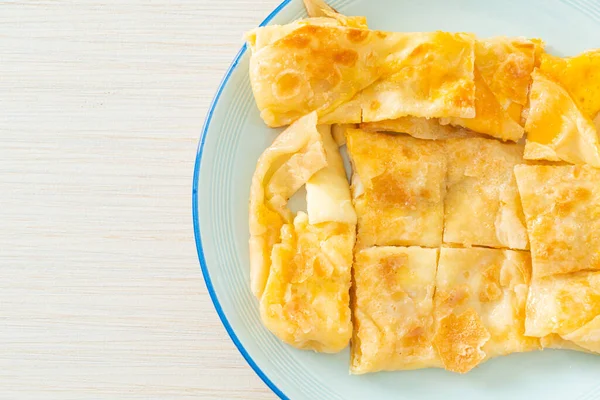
[{"x1": 193, "y1": 1, "x2": 600, "y2": 398}]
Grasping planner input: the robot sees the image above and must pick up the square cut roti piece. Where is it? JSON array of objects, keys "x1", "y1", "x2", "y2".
[
  {"x1": 346, "y1": 129, "x2": 446, "y2": 249},
  {"x1": 443, "y1": 138, "x2": 528, "y2": 250},
  {"x1": 351, "y1": 246, "x2": 442, "y2": 374},
  {"x1": 525, "y1": 271, "x2": 600, "y2": 354},
  {"x1": 514, "y1": 164, "x2": 600, "y2": 278},
  {"x1": 434, "y1": 248, "x2": 539, "y2": 374}
]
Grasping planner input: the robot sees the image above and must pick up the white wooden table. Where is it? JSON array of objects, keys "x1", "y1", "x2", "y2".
[{"x1": 0, "y1": 1, "x2": 281, "y2": 398}]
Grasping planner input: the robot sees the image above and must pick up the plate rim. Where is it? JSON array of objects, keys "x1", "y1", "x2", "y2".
[{"x1": 192, "y1": 0, "x2": 293, "y2": 399}]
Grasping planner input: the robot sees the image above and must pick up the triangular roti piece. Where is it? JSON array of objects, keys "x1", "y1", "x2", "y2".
[
  {"x1": 303, "y1": 0, "x2": 368, "y2": 28},
  {"x1": 524, "y1": 70, "x2": 600, "y2": 166},
  {"x1": 525, "y1": 271, "x2": 600, "y2": 354},
  {"x1": 474, "y1": 37, "x2": 538, "y2": 121},
  {"x1": 540, "y1": 334, "x2": 591, "y2": 352},
  {"x1": 355, "y1": 37, "x2": 535, "y2": 141},
  {"x1": 563, "y1": 315, "x2": 600, "y2": 353}
]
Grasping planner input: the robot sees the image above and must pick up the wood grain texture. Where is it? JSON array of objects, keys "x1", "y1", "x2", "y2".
[{"x1": 0, "y1": 0, "x2": 281, "y2": 398}]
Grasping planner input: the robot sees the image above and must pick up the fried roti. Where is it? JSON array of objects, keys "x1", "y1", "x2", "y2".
[
  {"x1": 346, "y1": 129, "x2": 446, "y2": 249},
  {"x1": 433, "y1": 247, "x2": 539, "y2": 373},
  {"x1": 443, "y1": 138, "x2": 528, "y2": 250},
  {"x1": 351, "y1": 246, "x2": 441, "y2": 373},
  {"x1": 250, "y1": 114, "x2": 357, "y2": 352}
]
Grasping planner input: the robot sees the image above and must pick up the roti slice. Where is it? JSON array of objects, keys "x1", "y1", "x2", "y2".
[
  {"x1": 439, "y1": 67, "x2": 525, "y2": 141},
  {"x1": 357, "y1": 37, "x2": 536, "y2": 141},
  {"x1": 248, "y1": 25, "x2": 476, "y2": 127},
  {"x1": 249, "y1": 112, "x2": 328, "y2": 298},
  {"x1": 525, "y1": 271, "x2": 600, "y2": 354},
  {"x1": 524, "y1": 70, "x2": 600, "y2": 166},
  {"x1": 433, "y1": 248, "x2": 539, "y2": 373},
  {"x1": 514, "y1": 164, "x2": 600, "y2": 279},
  {"x1": 443, "y1": 138, "x2": 528, "y2": 250},
  {"x1": 346, "y1": 129, "x2": 446, "y2": 249},
  {"x1": 442, "y1": 36, "x2": 537, "y2": 140},
  {"x1": 357, "y1": 31, "x2": 476, "y2": 122},
  {"x1": 524, "y1": 50, "x2": 600, "y2": 165},
  {"x1": 351, "y1": 246, "x2": 442, "y2": 373},
  {"x1": 251, "y1": 115, "x2": 357, "y2": 352}
]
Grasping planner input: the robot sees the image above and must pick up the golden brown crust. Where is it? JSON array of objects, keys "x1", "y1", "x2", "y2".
[
  {"x1": 433, "y1": 309, "x2": 490, "y2": 374},
  {"x1": 346, "y1": 129, "x2": 446, "y2": 249}
]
